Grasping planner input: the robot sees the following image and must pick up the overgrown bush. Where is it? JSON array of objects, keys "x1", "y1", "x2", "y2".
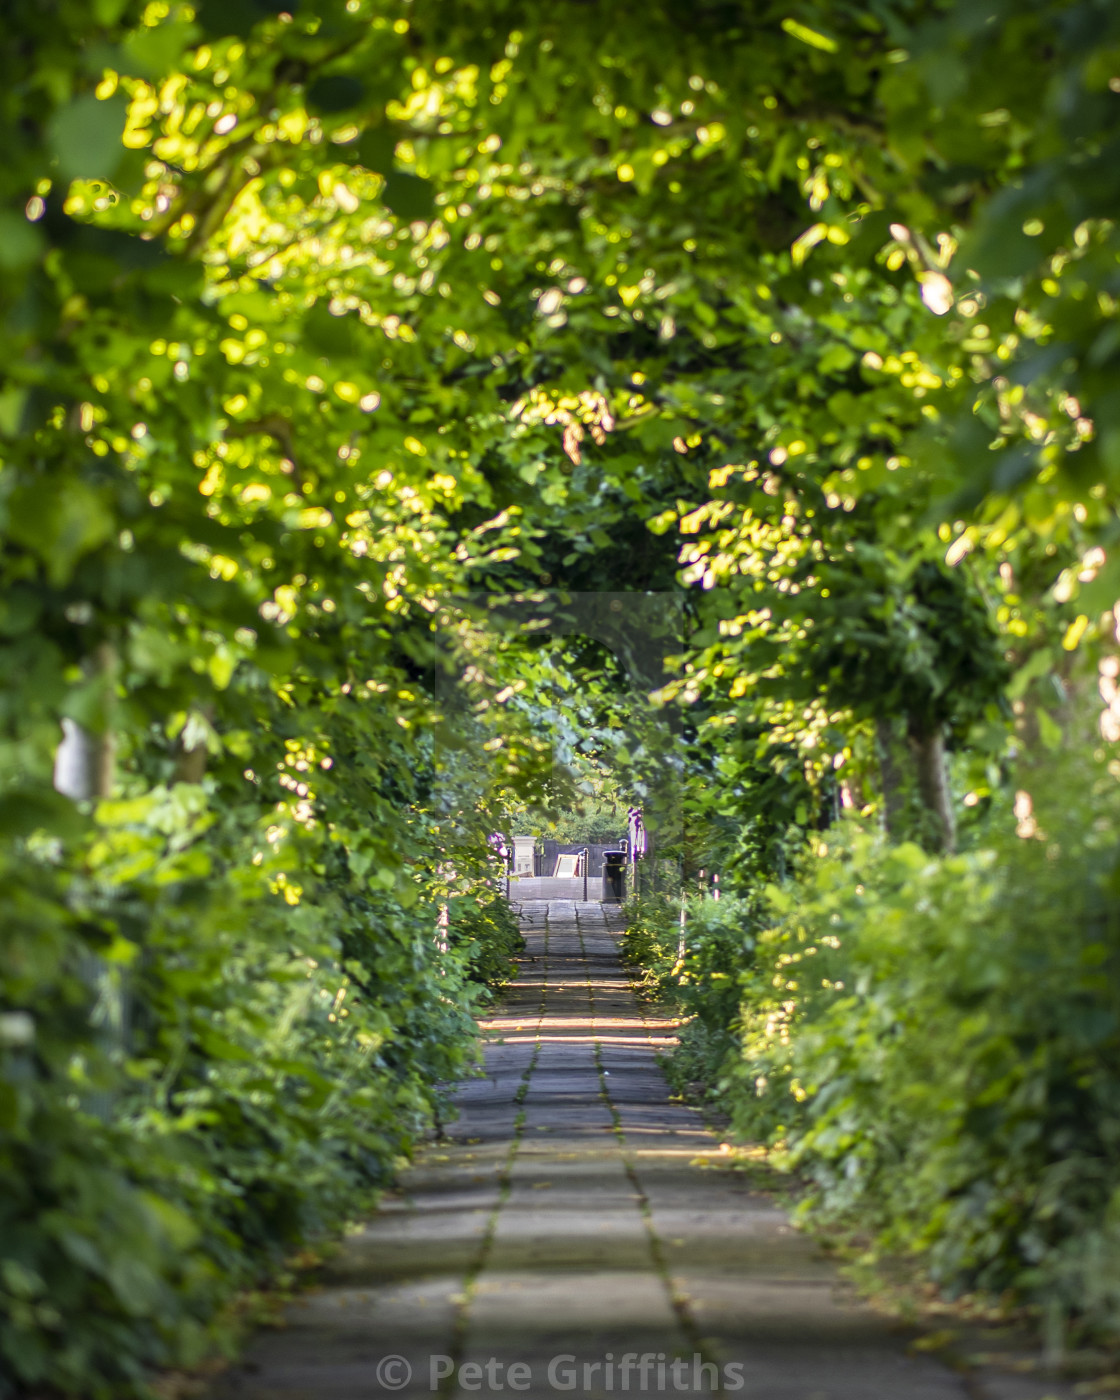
[
  {"x1": 620, "y1": 891, "x2": 681, "y2": 1002},
  {"x1": 449, "y1": 894, "x2": 525, "y2": 992},
  {"x1": 722, "y1": 743, "x2": 1120, "y2": 1342},
  {"x1": 621, "y1": 890, "x2": 760, "y2": 1097},
  {"x1": 621, "y1": 734, "x2": 1120, "y2": 1341},
  {"x1": 1, "y1": 736, "x2": 512, "y2": 1398}
]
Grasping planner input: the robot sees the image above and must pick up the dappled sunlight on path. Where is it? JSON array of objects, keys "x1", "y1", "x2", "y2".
[{"x1": 207, "y1": 902, "x2": 1066, "y2": 1400}]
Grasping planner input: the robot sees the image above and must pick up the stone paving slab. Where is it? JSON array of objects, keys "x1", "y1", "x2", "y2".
[{"x1": 208, "y1": 900, "x2": 1080, "y2": 1400}]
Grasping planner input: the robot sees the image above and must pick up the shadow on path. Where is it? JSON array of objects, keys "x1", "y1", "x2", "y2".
[{"x1": 208, "y1": 901, "x2": 1069, "y2": 1400}]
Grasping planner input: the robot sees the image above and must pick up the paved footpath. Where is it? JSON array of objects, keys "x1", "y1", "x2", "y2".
[{"x1": 210, "y1": 901, "x2": 1073, "y2": 1400}]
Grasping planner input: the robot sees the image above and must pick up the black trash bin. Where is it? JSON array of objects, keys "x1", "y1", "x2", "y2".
[{"x1": 602, "y1": 850, "x2": 626, "y2": 904}]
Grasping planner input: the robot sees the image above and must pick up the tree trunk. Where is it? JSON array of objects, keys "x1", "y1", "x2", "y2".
[
  {"x1": 908, "y1": 720, "x2": 956, "y2": 854},
  {"x1": 175, "y1": 732, "x2": 209, "y2": 784},
  {"x1": 52, "y1": 643, "x2": 116, "y2": 800},
  {"x1": 54, "y1": 719, "x2": 115, "y2": 800},
  {"x1": 874, "y1": 715, "x2": 906, "y2": 841},
  {"x1": 174, "y1": 704, "x2": 215, "y2": 783}
]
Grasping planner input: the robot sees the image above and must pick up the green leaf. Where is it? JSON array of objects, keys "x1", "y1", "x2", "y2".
[
  {"x1": 106, "y1": 1254, "x2": 159, "y2": 1316},
  {"x1": 54, "y1": 1231, "x2": 104, "y2": 1277},
  {"x1": 1036, "y1": 709, "x2": 1062, "y2": 750},
  {"x1": 0, "y1": 213, "x2": 43, "y2": 272},
  {"x1": 308, "y1": 75, "x2": 367, "y2": 113},
  {"x1": 352, "y1": 126, "x2": 399, "y2": 173},
  {"x1": 6, "y1": 480, "x2": 114, "y2": 586},
  {"x1": 1, "y1": 1325, "x2": 50, "y2": 1383},
  {"x1": 47, "y1": 94, "x2": 128, "y2": 183},
  {"x1": 0, "y1": 787, "x2": 88, "y2": 839},
  {"x1": 194, "y1": 0, "x2": 288, "y2": 37},
  {"x1": 304, "y1": 304, "x2": 365, "y2": 357},
  {"x1": 207, "y1": 647, "x2": 236, "y2": 690},
  {"x1": 780, "y1": 18, "x2": 839, "y2": 53},
  {"x1": 0, "y1": 386, "x2": 28, "y2": 436},
  {"x1": 381, "y1": 171, "x2": 435, "y2": 221},
  {"x1": 818, "y1": 343, "x2": 856, "y2": 375},
  {"x1": 0, "y1": 1259, "x2": 46, "y2": 1299},
  {"x1": 124, "y1": 18, "x2": 200, "y2": 76},
  {"x1": 1007, "y1": 648, "x2": 1053, "y2": 700},
  {"x1": 138, "y1": 1192, "x2": 201, "y2": 1250}
]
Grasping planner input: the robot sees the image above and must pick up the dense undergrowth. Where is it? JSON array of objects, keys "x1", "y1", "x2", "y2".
[
  {"x1": 625, "y1": 735, "x2": 1120, "y2": 1346},
  {"x1": 3, "y1": 793, "x2": 519, "y2": 1400}
]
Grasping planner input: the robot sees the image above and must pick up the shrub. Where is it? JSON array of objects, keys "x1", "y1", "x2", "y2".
[
  {"x1": 448, "y1": 893, "x2": 525, "y2": 993},
  {"x1": 724, "y1": 743, "x2": 1120, "y2": 1340},
  {"x1": 621, "y1": 890, "x2": 760, "y2": 1096},
  {"x1": 0, "y1": 782, "x2": 503, "y2": 1398}
]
